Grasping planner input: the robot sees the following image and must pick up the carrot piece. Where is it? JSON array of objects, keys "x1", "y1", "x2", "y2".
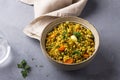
[
  {"x1": 83, "y1": 53, "x2": 89, "y2": 58},
  {"x1": 49, "y1": 33, "x2": 56, "y2": 38},
  {"x1": 64, "y1": 58, "x2": 73, "y2": 64},
  {"x1": 58, "y1": 45, "x2": 65, "y2": 52}
]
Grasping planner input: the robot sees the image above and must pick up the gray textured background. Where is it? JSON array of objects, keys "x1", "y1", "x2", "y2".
[{"x1": 0, "y1": 0, "x2": 120, "y2": 80}]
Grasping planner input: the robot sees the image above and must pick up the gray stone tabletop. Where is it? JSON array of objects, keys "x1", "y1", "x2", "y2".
[{"x1": 0, "y1": 0, "x2": 120, "y2": 80}]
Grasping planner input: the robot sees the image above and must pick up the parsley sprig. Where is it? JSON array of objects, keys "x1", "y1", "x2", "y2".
[{"x1": 17, "y1": 60, "x2": 31, "y2": 78}]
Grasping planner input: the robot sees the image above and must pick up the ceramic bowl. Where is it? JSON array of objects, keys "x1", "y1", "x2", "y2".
[{"x1": 40, "y1": 16, "x2": 99, "y2": 70}]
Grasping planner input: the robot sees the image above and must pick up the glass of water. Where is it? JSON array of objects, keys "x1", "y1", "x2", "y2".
[{"x1": 0, "y1": 36, "x2": 11, "y2": 64}]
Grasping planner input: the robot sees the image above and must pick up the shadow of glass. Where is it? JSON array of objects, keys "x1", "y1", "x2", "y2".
[{"x1": 80, "y1": 0, "x2": 98, "y2": 18}]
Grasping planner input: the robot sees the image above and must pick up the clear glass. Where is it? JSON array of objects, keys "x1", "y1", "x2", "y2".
[{"x1": 0, "y1": 37, "x2": 11, "y2": 64}]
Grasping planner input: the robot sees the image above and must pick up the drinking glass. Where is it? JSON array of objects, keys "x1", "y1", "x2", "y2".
[{"x1": 0, "y1": 36, "x2": 11, "y2": 64}]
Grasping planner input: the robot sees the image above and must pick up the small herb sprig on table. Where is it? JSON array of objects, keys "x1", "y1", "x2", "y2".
[{"x1": 17, "y1": 60, "x2": 31, "y2": 78}]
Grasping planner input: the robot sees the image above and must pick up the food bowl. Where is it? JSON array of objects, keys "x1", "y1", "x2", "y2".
[{"x1": 40, "y1": 16, "x2": 99, "y2": 70}]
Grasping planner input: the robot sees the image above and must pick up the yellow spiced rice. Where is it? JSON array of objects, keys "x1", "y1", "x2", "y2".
[{"x1": 45, "y1": 21, "x2": 95, "y2": 64}]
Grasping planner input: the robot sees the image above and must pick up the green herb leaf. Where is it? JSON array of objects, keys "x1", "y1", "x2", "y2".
[
  {"x1": 21, "y1": 70, "x2": 28, "y2": 78},
  {"x1": 77, "y1": 38, "x2": 81, "y2": 42},
  {"x1": 73, "y1": 50, "x2": 81, "y2": 55},
  {"x1": 73, "y1": 32, "x2": 81, "y2": 38},
  {"x1": 25, "y1": 65, "x2": 31, "y2": 73},
  {"x1": 21, "y1": 60, "x2": 27, "y2": 68},
  {"x1": 62, "y1": 31, "x2": 67, "y2": 39},
  {"x1": 17, "y1": 64, "x2": 23, "y2": 68}
]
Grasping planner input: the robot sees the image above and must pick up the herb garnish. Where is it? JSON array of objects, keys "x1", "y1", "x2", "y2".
[
  {"x1": 73, "y1": 32, "x2": 81, "y2": 42},
  {"x1": 17, "y1": 60, "x2": 31, "y2": 78},
  {"x1": 73, "y1": 32, "x2": 81, "y2": 38},
  {"x1": 73, "y1": 50, "x2": 81, "y2": 55},
  {"x1": 62, "y1": 31, "x2": 67, "y2": 39}
]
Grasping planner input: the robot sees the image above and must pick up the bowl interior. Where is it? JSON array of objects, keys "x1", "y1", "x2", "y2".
[{"x1": 40, "y1": 16, "x2": 99, "y2": 66}]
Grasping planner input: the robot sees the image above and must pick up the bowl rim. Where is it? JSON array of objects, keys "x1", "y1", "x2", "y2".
[{"x1": 40, "y1": 16, "x2": 100, "y2": 66}]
